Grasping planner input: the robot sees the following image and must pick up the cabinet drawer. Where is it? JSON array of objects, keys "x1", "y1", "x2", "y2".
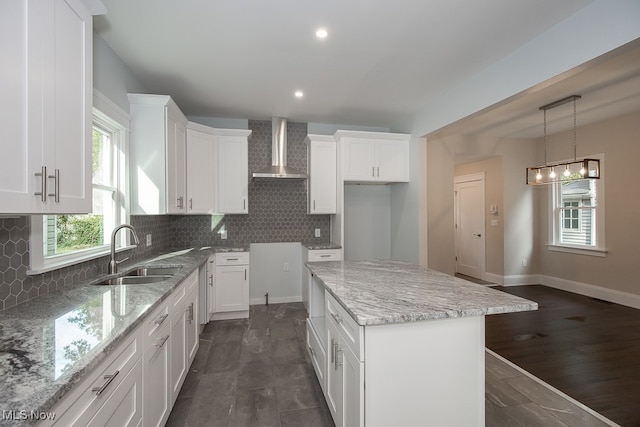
[
  {"x1": 216, "y1": 252, "x2": 249, "y2": 265},
  {"x1": 50, "y1": 328, "x2": 142, "y2": 426},
  {"x1": 326, "y1": 292, "x2": 363, "y2": 361},
  {"x1": 308, "y1": 249, "x2": 342, "y2": 262},
  {"x1": 306, "y1": 319, "x2": 326, "y2": 392},
  {"x1": 145, "y1": 301, "x2": 170, "y2": 345}
]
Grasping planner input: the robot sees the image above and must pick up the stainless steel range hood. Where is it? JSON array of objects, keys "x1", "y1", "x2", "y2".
[{"x1": 252, "y1": 117, "x2": 308, "y2": 179}]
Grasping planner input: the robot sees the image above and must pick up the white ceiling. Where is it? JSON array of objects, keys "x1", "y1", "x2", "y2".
[{"x1": 94, "y1": 0, "x2": 612, "y2": 132}]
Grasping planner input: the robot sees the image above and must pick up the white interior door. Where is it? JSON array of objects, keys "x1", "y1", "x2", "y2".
[{"x1": 454, "y1": 175, "x2": 485, "y2": 279}]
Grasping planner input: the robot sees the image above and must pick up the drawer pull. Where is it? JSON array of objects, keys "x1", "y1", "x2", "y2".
[
  {"x1": 156, "y1": 335, "x2": 170, "y2": 348},
  {"x1": 320, "y1": 254, "x2": 331, "y2": 258},
  {"x1": 91, "y1": 370, "x2": 120, "y2": 395},
  {"x1": 226, "y1": 258, "x2": 239, "y2": 261},
  {"x1": 155, "y1": 313, "x2": 169, "y2": 326},
  {"x1": 331, "y1": 312, "x2": 343, "y2": 324}
]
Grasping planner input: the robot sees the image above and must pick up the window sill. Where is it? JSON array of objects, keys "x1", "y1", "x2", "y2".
[
  {"x1": 27, "y1": 245, "x2": 138, "y2": 275},
  {"x1": 546, "y1": 244, "x2": 608, "y2": 257}
]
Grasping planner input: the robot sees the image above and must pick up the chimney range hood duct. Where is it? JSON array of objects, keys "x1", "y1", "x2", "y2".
[{"x1": 252, "y1": 117, "x2": 308, "y2": 179}]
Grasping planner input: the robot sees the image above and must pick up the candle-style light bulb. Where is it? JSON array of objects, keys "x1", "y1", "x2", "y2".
[
  {"x1": 549, "y1": 167, "x2": 556, "y2": 179},
  {"x1": 563, "y1": 165, "x2": 571, "y2": 177}
]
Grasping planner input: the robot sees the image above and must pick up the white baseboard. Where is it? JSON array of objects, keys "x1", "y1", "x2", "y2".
[
  {"x1": 210, "y1": 310, "x2": 249, "y2": 321},
  {"x1": 249, "y1": 295, "x2": 302, "y2": 306},
  {"x1": 539, "y1": 275, "x2": 640, "y2": 310},
  {"x1": 491, "y1": 274, "x2": 541, "y2": 286}
]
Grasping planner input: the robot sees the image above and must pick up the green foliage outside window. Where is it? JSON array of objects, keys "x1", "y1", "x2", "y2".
[{"x1": 55, "y1": 215, "x2": 104, "y2": 253}]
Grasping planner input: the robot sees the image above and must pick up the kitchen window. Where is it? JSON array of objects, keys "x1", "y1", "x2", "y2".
[
  {"x1": 29, "y1": 93, "x2": 131, "y2": 273},
  {"x1": 548, "y1": 154, "x2": 606, "y2": 257}
]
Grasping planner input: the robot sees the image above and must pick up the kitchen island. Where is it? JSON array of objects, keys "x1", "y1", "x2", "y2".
[{"x1": 305, "y1": 260, "x2": 537, "y2": 427}]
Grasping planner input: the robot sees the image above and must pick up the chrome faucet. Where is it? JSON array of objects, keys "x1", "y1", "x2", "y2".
[{"x1": 108, "y1": 224, "x2": 140, "y2": 274}]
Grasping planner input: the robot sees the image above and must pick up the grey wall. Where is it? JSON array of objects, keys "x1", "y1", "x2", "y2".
[
  {"x1": 93, "y1": 33, "x2": 149, "y2": 111},
  {"x1": 344, "y1": 185, "x2": 391, "y2": 260}
]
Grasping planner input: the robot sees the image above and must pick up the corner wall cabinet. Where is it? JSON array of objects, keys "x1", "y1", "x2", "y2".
[
  {"x1": 129, "y1": 94, "x2": 188, "y2": 215},
  {"x1": 185, "y1": 124, "x2": 217, "y2": 214},
  {"x1": 306, "y1": 135, "x2": 337, "y2": 214},
  {"x1": 0, "y1": 0, "x2": 104, "y2": 214},
  {"x1": 336, "y1": 130, "x2": 410, "y2": 183},
  {"x1": 216, "y1": 131, "x2": 250, "y2": 214}
]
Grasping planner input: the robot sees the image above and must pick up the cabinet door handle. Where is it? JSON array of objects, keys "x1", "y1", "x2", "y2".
[
  {"x1": 156, "y1": 334, "x2": 170, "y2": 348},
  {"x1": 243, "y1": 198, "x2": 246, "y2": 211},
  {"x1": 371, "y1": 166, "x2": 375, "y2": 177},
  {"x1": 91, "y1": 370, "x2": 120, "y2": 395},
  {"x1": 244, "y1": 268, "x2": 247, "y2": 281},
  {"x1": 377, "y1": 166, "x2": 380, "y2": 177},
  {"x1": 331, "y1": 312, "x2": 343, "y2": 324},
  {"x1": 336, "y1": 347, "x2": 343, "y2": 369},
  {"x1": 330, "y1": 338, "x2": 336, "y2": 364},
  {"x1": 313, "y1": 200, "x2": 316, "y2": 211},
  {"x1": 47, "y1": 169, "x2": 60, "y2": 203},
  {"x1": 177, "y1": 196, "x2": 184, "y2": 209},
  {"x1": 154, "y1": 313, "x2": 169, "y2": 326},
  {"x1": 187, "y1": 303, "x2": 194, "y2": 323},
  {"x1": 209, "y1": 274, "x2": 213, "y2": 286},
  {"x1": 34, "y1": 166, "x2": 47, "y2": 202}
]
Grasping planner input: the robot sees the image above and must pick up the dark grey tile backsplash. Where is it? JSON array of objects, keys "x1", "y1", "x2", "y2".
[{"x1": 0, "y1": 119, "x2": 330, "y2": 311}]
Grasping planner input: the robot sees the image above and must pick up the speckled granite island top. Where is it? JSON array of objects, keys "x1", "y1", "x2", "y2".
[
  {"x1": 306, "y1": 260, "x2": 538, "y2": 326},
  {"x1": 0, "y1": 247, "x2": 214, "y2": 422}
]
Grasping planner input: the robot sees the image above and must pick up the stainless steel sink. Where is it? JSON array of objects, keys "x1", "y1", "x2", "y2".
[
  {"x1": 94, "y1": 275, "x2": 172, "y2": 286},
  {"x1": 125, "y1": 266, "x2": 183, "y2": 276}
]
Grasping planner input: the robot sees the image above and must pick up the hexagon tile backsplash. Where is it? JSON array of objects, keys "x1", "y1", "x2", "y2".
[{"x1": 0, "y1": 215, "x2": 172, "y2": 311}]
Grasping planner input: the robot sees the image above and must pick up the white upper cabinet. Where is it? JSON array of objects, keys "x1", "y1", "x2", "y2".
[
  {"x1": 0, "y1": 0, "x2": 104, "y2": 214},
  {"x1": 336, "y1": 130, "x2": 410, "y2": 183},
  {"x1": 129, "y1": 94, "x2": 188, "y2": 215},
  {"x1": 216, "y1": 130, "x2": 251, "y2": 214},
  {"x1": 306, "y1": 135, "x2": 337, "y2": 214},
  {"x1": 186, "y1": 123, "x2": 217, "y2": 214}
]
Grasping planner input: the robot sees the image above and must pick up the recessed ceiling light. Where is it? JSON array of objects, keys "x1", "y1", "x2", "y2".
[
  {"x1": 315, "y1": 28, "x2": 328, "y2": 39},
  {"x1": 294, "y1": 91, "x2": 304, "y2": 98}
]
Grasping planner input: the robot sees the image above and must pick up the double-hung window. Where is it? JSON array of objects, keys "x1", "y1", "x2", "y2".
[
  {"x1": 29, "y1": 93, "x2": 130, "y2": 273},
  {"x1": 549, "y1": 154, "x2": 606, "y2": 256}
]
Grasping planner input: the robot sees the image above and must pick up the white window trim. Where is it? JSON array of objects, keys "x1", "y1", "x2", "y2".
[
  {"x1": 548, "y1": 153, "x2": 606, "y2": 257},
  {"x1": 28, "y1": 90, "x2": 132, "y2": 275}
]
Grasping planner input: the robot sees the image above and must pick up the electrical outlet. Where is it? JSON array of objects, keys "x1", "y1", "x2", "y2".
[
  {"x1": 315, "y1": 228, "x2": 321, "y2": 238},
  {"x1": 283, "y1": 262, "x2": 289, "y2": 272},
  {"x1": 221, "y1": 229, "x2": 227, "y2": 240},
  {"x1": 522, "y1": 259, "x2": 528, "y2": 267},
  {"x1": 146, "y1": 234, "x2": 152, "y2": 247}
]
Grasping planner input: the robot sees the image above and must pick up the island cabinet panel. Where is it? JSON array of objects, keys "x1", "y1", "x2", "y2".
[{"x1": 364, "y1": 316, "x2": 485, "y2": 427}]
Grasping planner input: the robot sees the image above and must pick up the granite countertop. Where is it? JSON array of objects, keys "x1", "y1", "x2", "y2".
[
  {"x1": 0, "y1": 247, "x2": 214, "y2": 421},
  {"x1": 306, "y1": 259, "x2": 538, "y2": 326}
]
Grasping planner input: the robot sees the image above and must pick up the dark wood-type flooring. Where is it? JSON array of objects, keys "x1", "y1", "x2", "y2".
[{"x1": 486, "y1": 285, "x2": 640, "y2": 426}]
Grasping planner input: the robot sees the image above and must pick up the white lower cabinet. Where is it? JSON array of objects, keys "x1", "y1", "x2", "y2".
[
  {"x1": 324, "y1": 292, "x2": 364, "y2": 427},
  {"x1": 212, "y1": 252, "x2": 250, "y2": 320},
  {"x1": 143, "y1": 302, "x2": 171, "y2": 427},
  {"x1": 46, "y1": 266, "x2": 203, "y2": 427}
]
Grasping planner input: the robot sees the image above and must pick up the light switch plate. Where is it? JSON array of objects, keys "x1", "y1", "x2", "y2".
[
  {"x1": 146, "y1": 234, "x2": 152, "y2": 246},
  {"x1": 315, "y1": 228, "x2": 321, "y2": 238}
]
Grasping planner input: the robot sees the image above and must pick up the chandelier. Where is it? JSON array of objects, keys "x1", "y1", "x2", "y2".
[{"x1": 526, "y1": 95, "x2": 600, "y2": 185}]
